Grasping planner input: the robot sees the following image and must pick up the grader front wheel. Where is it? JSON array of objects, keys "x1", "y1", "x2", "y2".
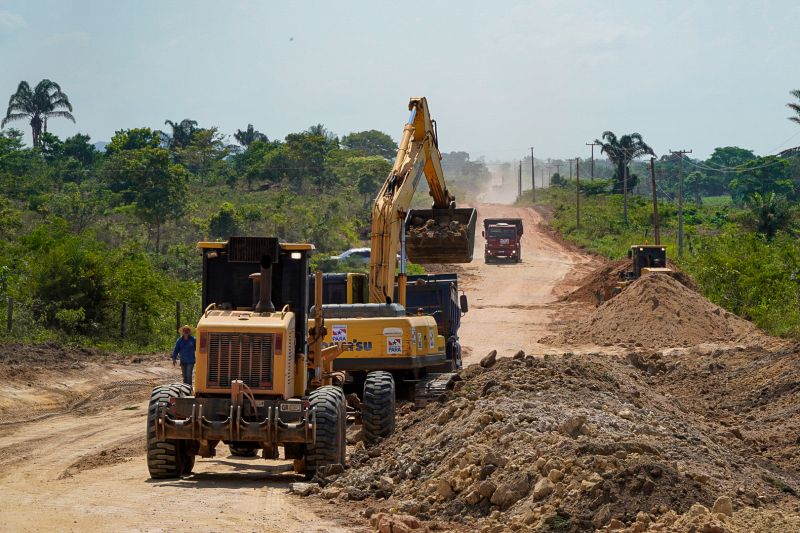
[{"x1": 146, "y1": 383, "x2": 195, "y2": 479}]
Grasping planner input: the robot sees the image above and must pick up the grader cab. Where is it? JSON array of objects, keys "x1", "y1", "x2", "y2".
[{"x1": 146, "y1": 237, "x2": 347, "y2": 479}]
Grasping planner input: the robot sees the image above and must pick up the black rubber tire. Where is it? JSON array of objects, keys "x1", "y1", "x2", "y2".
[
  {"x1": 229, "y1": 445, "x2": 258, "y2": 457},
  {"x1": 304, "y1": 386, "x2": 346, "y2": 475},
  {"x1": 362, "y1": 371, "x2": 396, "y2": 444},
  {"x1": 147, "y1": 383, "x2": 194, "y2": 479}
]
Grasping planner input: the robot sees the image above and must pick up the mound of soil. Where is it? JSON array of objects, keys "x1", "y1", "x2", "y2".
[
  {"x1": 321, "y1": 349, "x2": 800, "y2": 531},
  {"x1": 546, "y1": 274, "x2": 756, "y2": 348},
  {"x1": 565, "y1": 259, "x2": 698, "y2": 306}
]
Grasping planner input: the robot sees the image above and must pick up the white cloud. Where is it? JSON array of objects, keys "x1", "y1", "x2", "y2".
[{"x1": 0, "y1": 11, "x2": 25, "y2": 30}]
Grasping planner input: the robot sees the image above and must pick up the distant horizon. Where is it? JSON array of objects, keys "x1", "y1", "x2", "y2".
[{"x1": 2, "y1": 1, "x2": 799, "y2": 161}]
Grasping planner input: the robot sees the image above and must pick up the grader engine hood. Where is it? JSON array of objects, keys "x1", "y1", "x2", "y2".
[{"x1": 195, "y1": 310, "x2": 299, "y2": 399}]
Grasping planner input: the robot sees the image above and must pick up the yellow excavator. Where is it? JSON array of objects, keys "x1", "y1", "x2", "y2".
[
  {"x1": 313, "y1": 97, "x2": 476, "y2": 441},
  {"x1": 368, "y1": 96, "x2": 477, "y2": 304}
]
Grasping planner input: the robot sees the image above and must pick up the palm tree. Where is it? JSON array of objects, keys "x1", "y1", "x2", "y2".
[
  {"x1": 788, "y1": 89, "x2": 800, "y2": 126},
  {"x1": 2, "y1": 79, "x2": 75, "y2": 147},
  {"x1": 163, "y1": 119, "x2": 198, "y2": 150},
  {"x1": 234, "y1": 124, "x2": 267, "y2": 147},
  {"x1": 746, "y1": 192, "x2": 791, "y2": 240},
  {"x1": 595, "y1": 131, "x2": 655, "y2": 224}
]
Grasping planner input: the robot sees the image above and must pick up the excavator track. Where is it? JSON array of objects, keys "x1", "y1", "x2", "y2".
[{"x1": 413, "y1": 373, "x2": 458, "y2": 408}]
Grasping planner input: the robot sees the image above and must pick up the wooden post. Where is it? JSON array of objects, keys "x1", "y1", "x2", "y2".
[
  {"x1": 650, "y1": 157, "x2": 660, "y2": 245},
  {"x1": 6, "y1": 297, "x2": 12, "y2": 332},
  {"x1": 175, "y1": 301, "x2": 182, "y2": 333},
  {"x1": 121, "y1": 302, "x2": 128, "y2": 338},
  {"x1": 576, "y1": 159, "x2": 581, "y2": 229}
]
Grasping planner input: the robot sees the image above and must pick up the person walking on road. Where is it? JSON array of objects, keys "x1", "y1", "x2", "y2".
[{"x1": 172, "y1": 325, "x2": 196, "y2": 387}]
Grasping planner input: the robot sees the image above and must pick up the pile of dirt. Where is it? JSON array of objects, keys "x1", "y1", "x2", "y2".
[
  {"x1": 317, "y1": 349, "x2": 800, "y2": 531},
  {"x1": 564, "y1": 259, "x2": 698, "y2": 306},
  {"x1": 545, "y1": 273, "x2": 757, "y2": 348}
]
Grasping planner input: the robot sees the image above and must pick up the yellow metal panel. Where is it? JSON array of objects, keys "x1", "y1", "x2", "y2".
[
  {"x1": 196, "y1": 241, "x2": 226, "y2": 249},
  {"x1": 280, "y1": 243, "x2": 315, "y2": 251}
]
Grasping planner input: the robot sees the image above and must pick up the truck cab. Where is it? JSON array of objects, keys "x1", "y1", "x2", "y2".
[{"x1": 483, "y1": 218, "x2": 524, "y2": 263}]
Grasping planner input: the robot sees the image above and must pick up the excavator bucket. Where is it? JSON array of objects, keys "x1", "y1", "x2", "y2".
[{"x1": 404, "y1": 208, "x2": 477, "y2": 263}]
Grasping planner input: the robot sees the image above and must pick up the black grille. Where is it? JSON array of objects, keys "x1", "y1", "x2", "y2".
[
  {"x1": 208, "y1": 333, "x2": 274, "y2": 388},
  {"x1": 227, "y1": 237, "x2": 279, "y2": 263}
]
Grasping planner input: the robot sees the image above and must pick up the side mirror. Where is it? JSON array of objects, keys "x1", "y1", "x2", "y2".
[{"x1": 459, "y1": 294, "x2": 469, "y2": 314}]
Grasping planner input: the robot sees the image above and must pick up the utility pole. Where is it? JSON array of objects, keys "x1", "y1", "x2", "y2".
[
  {"x1": 568, "y1": 159, "x2": 574, "y2": 180},
  {"x1": 576, "y1": 158, "x2": 581, "y2": 229},
  {"x1": 541, "y1": 168, "x2": 545, "y2": 189},
  {"x1": 586, "y1": 142, "x2": 601, "y2": 181},
  {"x1": 649, "y1": 157, "x2": 660, "y2": 245},
  {"x1": 518, "y1": 160, "x2": 522, "y2": 200},
  {"x1": 530, "y1": 147, "x2": 535, "y2": 201},
  {"x1": 670, "y1": 149, "x2": 692, "y2": 257}
]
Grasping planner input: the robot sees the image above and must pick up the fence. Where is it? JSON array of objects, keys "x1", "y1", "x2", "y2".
[{"x1": 2, "y1": 297, "x2": 198, "y2": 345}]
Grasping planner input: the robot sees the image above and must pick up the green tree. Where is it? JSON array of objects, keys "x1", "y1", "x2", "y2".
[
  {"x1": 729, "y1": 156, "x2": 793, "y2": 204},
  {"x1": 163, "y1": 119, "x2": 198, "y2": 150},
  {"x1": 595, "y1": 131, "x2": 655, "y2": 194},
  {"x1": 595, "y1": 131, "x2": 655, "y2": 223},
  {"x1": 788, "y1": 89, "x2": 800, "y2": 126},
  {"x1": 234, "y1": 124, "x2": 267, "y2": 147},
  {"x1": 341, "y1": 130, "x2": 397, "y2": 159},
  {"x1": 745, "y1": 192, "x2": 792, "y2": 240},
  {"x1": 178, "y1": 127, "x2": 228, "y2": 179},
  {"x1": 105, "y1": 127, "x2": 161, "y2": 155},
  {"x1": 2, "y1": 79, "x2": 75, "y2": 147},
  {"x1": 105, "y1": 144, "x2": 189, "y2": 251},
  {"x1": 208, "y1": 202, "x2": 242, "y2": 238}
]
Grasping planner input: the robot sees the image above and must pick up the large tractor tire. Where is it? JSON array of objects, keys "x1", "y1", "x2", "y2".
[
  {"x1": 304, "y1": 386, "x2": 346, "y2": 475},
  {"x1": 363, "y1": 371, "x2": 396, "y2": 444},
  {"x1": 146, "y1": 383, "x2": 195, "y2": 479},
  {"x1": 229, "y1": 444, "x2": 258, "y2": 457}
]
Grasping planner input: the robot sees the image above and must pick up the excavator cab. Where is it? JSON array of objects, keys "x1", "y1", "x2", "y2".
[{"x1": 404, "y1": 207, "x2": 477, "y2": 263}]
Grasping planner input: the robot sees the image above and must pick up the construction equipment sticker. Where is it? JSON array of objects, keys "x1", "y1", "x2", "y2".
[
  {"x1": 387, "y1": 336, "x2": 402, "y2": 354},
  {"x1": 428, "y1": 327, "x2": 435, "y2": 349},
  {"x1": 332, "y1": 325, "x2": 347, "y2": 342}
]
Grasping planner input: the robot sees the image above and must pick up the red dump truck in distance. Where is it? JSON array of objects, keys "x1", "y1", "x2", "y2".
[{"x1": 483, "y1": 218, "x2": 524, "y2": 263}]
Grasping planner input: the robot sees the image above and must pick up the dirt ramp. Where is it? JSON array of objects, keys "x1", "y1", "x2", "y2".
[
  {"x1": 546, "y1": 273, "x2": 757, "y2": 348},
  {"x1": 564, "y1": 259, "x2": 698, "y2": 306}
]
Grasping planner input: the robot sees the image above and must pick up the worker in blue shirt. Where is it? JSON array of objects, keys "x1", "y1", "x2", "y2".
[{"x1": 172, "y1": 325, "x2": 196, "y2": 386}]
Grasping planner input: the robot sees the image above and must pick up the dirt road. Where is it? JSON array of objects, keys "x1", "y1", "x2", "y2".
[
  {"x1": 457, "y1": 203, "x2": 600, "y2": 363},
  {"x1": 0, "y1": 360, "x2": 358, "y2": 533},
  {"x1": 0, "y1": 205, "x2": 595, "y2": 532}
]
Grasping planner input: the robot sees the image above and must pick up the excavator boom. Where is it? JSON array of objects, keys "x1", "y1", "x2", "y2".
[{"x1": 368, "y1": 97, "x2": 476, "y2": 304}]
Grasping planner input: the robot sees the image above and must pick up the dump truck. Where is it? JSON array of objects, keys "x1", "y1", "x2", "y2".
[
  {"x1": 483, "y1": 218, "x2": 524, "y2": 263},
  {"x1": 146, "y1": 237, "x2": 360, "y2": 478}
]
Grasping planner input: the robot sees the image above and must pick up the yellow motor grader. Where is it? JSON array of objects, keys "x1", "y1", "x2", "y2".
[{"x1": 146, "y1": 237, "x2": 349, "y2": 478}]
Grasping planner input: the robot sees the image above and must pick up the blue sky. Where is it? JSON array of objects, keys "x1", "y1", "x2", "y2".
[{"x1": 1, "y1": 0, "x2": 799, "y2": 160}]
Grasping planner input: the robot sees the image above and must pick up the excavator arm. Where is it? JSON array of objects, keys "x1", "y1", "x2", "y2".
[{"x1": 368, "y1": 97, "x2": 475, "y2": 304}]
